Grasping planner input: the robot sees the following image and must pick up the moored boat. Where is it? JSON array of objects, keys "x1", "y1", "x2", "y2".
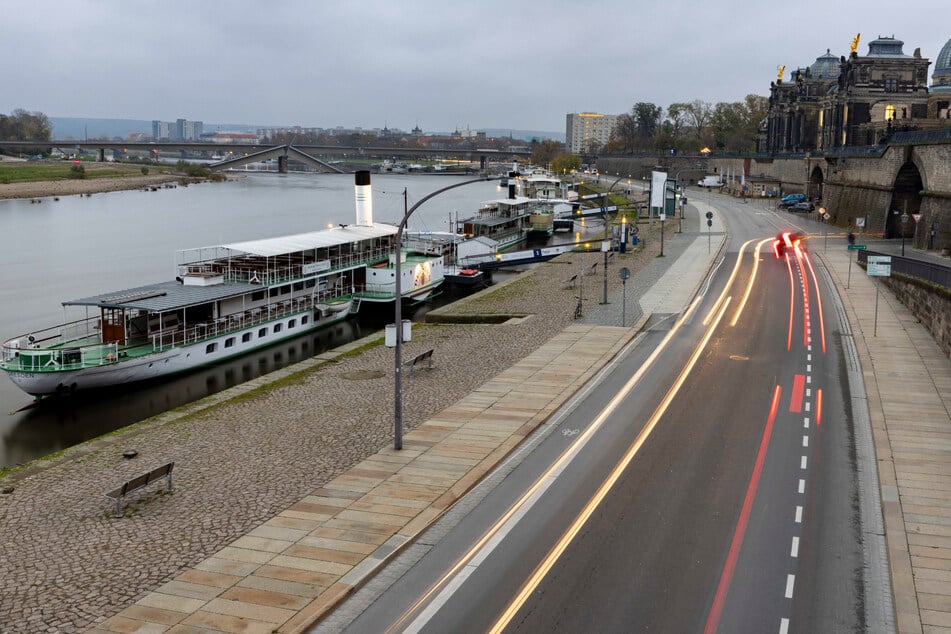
[{"x1": 0, "y1": 171, "x2": 443, "y2": 396}]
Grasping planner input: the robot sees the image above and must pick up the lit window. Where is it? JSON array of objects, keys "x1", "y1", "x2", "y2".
[{"x1": 885, "y1": 105, "x2": 896, "y2": 121}]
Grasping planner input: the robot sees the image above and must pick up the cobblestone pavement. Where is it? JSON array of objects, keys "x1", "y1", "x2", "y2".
[{"x1": 0, "y1": 220, "x2": 671, "y2": 632}]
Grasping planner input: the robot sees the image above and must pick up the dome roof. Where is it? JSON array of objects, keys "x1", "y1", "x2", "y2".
[
  {"x1": 935, "y1": 38, "x2": 951, "y2": 77},
  {"x1": 810, "y1": 49, "x2": 840, "y2": 79},
  {"x1": 866, "y1": 35, "x2": 909, "y2": 58},
  {"x1": 933, "y1": 38, "x2": 951, "y2": 92}
]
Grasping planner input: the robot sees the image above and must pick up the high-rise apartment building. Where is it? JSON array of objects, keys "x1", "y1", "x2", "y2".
[{"x1": 566, "y1": 112, "x2": 618, "y2": 153}]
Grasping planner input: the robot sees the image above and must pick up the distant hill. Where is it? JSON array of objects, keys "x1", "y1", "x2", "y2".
[{"x1": 49, "y1": 117, "x2": 564, "y2": 143}]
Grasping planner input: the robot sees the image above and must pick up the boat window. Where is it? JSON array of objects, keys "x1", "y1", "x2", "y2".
[
  {"x1": 274, "y1": 323, "x2": 282, "y2": 333},
  {"x1": 206, "y1": 343, "x2": 217, "y2": 354},
  {"x1": 258, "y1": 327, "x2": 267, "y2": 337},
  {"x1": 225, "y1": 337, "x2": 235, "y2": 348},
  {"x1": 288, "y1": 319, "x2": 296, "y2": 329},
  {"x1": 305, "y1": 279, "x2": 316, "y2": 288},
  {"x1": 242, "y1": 333, "x2": 252, "y2": 343},
  {"x1": 293, "y1": 282, "x2": 304, "y2": 292},
  {"x1": 252, "y1": 291, "x2": 265, "y2": 301},
  {"x1": 269, "y1": 288, "x2": 279, "y2": 297},
  {"x1": 301, "y1": 315, "x2": 309, "y2": 325},
  {"x1": 281, "y1": 285, "x2": 290, "y2": 295}
]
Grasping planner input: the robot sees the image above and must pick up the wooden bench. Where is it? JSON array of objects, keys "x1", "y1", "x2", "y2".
[
  {"x1": 405, "y1": 349, "x2": 434, "y2": 374},
  {"x1": 104, "y1": 462, "x2": 174, "y2": 517}
]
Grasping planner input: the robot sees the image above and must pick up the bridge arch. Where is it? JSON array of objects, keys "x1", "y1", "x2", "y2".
[
  {"x1": 807, "y1": 164, "x2": 825, "y2": 203},
  {"x1": 885, "y1": 161, "x2": 923, "y2": 241}
]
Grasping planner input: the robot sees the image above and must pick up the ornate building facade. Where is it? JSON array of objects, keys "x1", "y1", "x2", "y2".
[{"x1": 760, "y1": 35, "x2": 942, "y2": 153}]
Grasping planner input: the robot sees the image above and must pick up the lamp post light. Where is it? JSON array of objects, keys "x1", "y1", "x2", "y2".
[
  {"x1": 901, "y1": 209, "x2": 909, "y2": 256},
  {"x1": 598, "y1": 174, "x2": 629, "y2": 304},
  {"x1": 392, "y1": 175, "x2": 498, "y2": 450}
]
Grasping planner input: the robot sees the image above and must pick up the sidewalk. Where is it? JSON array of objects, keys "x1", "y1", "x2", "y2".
[{"x1": 818, "y1": 244, "x2": 951, "y2": 634}]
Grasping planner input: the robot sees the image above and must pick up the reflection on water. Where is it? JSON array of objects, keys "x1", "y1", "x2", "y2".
[{"x1": 3, "y1": 319, "x2": 364, "y2": 466}]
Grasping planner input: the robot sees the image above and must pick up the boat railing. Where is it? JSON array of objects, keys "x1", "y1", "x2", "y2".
[
  {"x1": 180, "y1": 246, "x2": 392, "y2": 288},
  {"x1": 149, "y1": 289, "x2": 354, "y2": 351},
  {"x1": 0, "y1": 323, "x2": 120, "y2": 372}
]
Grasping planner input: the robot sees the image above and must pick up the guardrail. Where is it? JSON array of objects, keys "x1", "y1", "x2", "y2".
[{"x1": 857, "y1": 250, "x2": 951, "y2": 289}]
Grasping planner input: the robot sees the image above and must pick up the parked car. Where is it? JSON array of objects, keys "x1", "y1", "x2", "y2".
[
  {"x1": 778, "y1": 193, "x2": 806, "y2": 208},
  {"x1": 789, "y1": 202, "x2": 815, "y2": 212}
]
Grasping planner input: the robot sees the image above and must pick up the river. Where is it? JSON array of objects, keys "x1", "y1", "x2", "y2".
[{"x1": 0, "y1": 171, "x2": 509, "y2": 469}]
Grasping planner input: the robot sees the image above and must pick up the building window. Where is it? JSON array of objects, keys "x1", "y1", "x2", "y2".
[
  {"x1": 206, "y1": 343, "x2": 217, "y2": 354},
  {"x1": 242, "y1": 333, "x2": 252, "y2": 343},
  {"x1": 885, "y1": 78, "x2": 898, "y2": 93},
  {"x1": 885, "y1": 104, "x2": 896, "y2": 121},
  {"x1": 225, "y1": 337, "x2": 235, "y2": 348}
]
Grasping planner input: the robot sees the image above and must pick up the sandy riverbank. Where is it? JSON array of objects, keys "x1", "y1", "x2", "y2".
[{"x1": 0, "y1": 173, "x2": 199, "y2": 200}]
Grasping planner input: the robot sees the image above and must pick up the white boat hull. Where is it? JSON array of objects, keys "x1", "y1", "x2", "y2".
[{"x1": 6, "y1": 308, "x2": 347, "y2": 396}]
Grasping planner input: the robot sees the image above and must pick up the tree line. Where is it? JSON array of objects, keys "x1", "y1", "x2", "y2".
[
  {"x1": 606, "y1": 96, "x2": 768, "y2": 155},
  {"x1": 0, "y1": 109, "x2": 52, "y2": 142}
]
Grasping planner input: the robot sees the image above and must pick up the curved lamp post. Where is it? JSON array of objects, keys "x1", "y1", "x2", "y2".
[
  {"x1": 597, "y1": 174, "x2": 631, "y2": 305},
  {"x1": 393, "y1": 175, "x2": 499, "y2": 449}
]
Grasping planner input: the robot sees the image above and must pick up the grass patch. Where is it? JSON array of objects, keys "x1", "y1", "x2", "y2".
[{"x1": 0, "y1": 163, "x2": 174, "y2": 183}]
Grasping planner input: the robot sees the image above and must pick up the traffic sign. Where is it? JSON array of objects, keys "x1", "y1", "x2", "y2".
[
  {"x1": 867, "y1": 255, "x2": 891, "y2": 277},
  {"x1": 847, "y1": 244, "x2": 867, "y2": 250},
  {"x1": 912, "y1": 213, "x2": 922, "y2": 224},
  {"x1": 619, "y1": 267, "x2": 631, "y2": 280},
  {"x1": 707, "y1": 219, "x2": 712, "y2": 227}
]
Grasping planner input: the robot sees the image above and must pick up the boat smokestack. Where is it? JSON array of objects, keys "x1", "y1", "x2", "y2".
[{"x1": 354, "y1": 170, "x2": 373, "y2": 226}]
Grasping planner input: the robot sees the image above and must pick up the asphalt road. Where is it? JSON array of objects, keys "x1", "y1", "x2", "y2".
[{"x1": 324, "y1": 198, "x2": 866, "y2": 633}]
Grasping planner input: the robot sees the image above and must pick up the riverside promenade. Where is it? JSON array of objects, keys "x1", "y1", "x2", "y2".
[{"x1": 2, "y1": 202, "x2": 949, "y2": 633}]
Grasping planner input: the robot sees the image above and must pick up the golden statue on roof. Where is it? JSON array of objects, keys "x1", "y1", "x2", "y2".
[
  {"x1": 851, "y1": 33, "x2": 861, "y2": 54},
  {"x1": 777, "y1": 65, "x2": 785, "y2": 81}
]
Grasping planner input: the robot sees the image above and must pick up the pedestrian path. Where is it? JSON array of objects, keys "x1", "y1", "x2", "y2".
[{"x1": 818, "y1": 243, "x2": 951, "y2": 634}]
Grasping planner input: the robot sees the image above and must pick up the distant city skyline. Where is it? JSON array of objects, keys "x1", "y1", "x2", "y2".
[{"x1": 3, "y1": 1, "x2": 947, "y2": 134}]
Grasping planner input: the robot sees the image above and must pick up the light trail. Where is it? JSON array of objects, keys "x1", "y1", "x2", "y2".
[
  {"x1": 703, "y1": 239, "x2": 755, "y2": 326},
  {"x1": 730, "y1": 239, "x2": 770, "y2": 327},
  {"x1": 488, "y1": 297, "x2": 735, "y2": 634},
  {"x1": 389, "y1": 297, "x2": 704, "y2": 634},
  {"x1": 801, "y1": 251, "x2": 827, "y2": 354},
  {"x1": 703, "y1": 384, "x2": 783, "y2": 634}
]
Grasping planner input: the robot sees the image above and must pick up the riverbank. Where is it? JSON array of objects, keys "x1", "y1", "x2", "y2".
[
  {"x1": 0, "y1": 222, "x2": 664, "y2": 632},
  {"x1": 0, "y1": 160, "x2": 222, "y2": 199}
]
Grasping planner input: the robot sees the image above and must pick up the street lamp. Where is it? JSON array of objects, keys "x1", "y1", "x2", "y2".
[
  {"x1": 392, "y1": 175, "x2": 498, "y2": 449},
  {"x1": 599, "y1": 174, "x2": 629, "y2": 304},
  {"x1": 900, "y1": 209, "x2": 909, "y2": 256}
]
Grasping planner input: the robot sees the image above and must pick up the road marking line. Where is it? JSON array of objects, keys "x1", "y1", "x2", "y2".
[
  {"x1": 789, "y1": 374, "x2": 805, "y2": 412},
  {"x1": 804, "y1": 417, "x2": 809, "y2": 428},
  {"x1": 801, "y1": 456, "x2": 807, "y2": 469},
  {"x1": 798, "y1": 479, "x2": 805, "y2": 494},
  {"x1": 795, "y1": 506, "x2": 803, "y2": 523},
  {"x1": 791, "y1": 536, "x2": 800, "y2": 557},
  {"x1": 785, "y1": 574, "x2": 795, "y2": 598},
  {"x1": 802, "y1": 435, "x2": 809, "y2": 447},
  {"x1": 781, "y1": 617, "x2": 790, "y2": 634}
]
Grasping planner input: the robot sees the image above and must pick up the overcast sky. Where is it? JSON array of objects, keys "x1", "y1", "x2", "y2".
[{"x1": 3, "y1": 0, "x2": 947, "y2": 134}]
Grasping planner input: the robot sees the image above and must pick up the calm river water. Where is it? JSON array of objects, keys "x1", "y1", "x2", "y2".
[{"x1": 0, "y1": 172, "x2": 507, "y2": 469}]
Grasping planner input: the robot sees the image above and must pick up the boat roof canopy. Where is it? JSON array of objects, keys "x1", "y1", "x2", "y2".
[
  {"x1": 64, "y1": 280, "x2": 259, "y2": 312},
  {"x1": 222, "y1": 223, "x2": 397, "y2": 257}
]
